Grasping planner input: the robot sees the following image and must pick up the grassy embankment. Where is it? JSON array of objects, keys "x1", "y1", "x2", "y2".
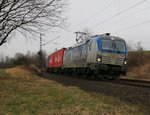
[
  {"x1": 126, "y1": 51, "x2": 150, "y2": 80},
  {"x1": 0, "y1": 66, "x2": 149, "y2": 115}
]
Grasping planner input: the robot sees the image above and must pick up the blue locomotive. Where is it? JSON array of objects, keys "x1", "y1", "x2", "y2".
[{"x1": 63, "y1": 33, "x2": 128, "y2": 79}]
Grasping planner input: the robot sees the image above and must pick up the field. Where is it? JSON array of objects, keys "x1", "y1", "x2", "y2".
[{"x1": 0, "y1": 66, "x2": 150, "y2": 115}]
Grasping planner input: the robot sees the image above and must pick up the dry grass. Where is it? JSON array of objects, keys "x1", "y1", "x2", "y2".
[
  {"x1": 127, "y1": 51, "x2": 150, "y2": 81},
  {"x1": 0, "y1": 66, "x2": 150, "y2": 114},
  {"x1": 6, "y1": 66, "x2": 31, "y2": 75},
  {"x1": 126, "y1": 62, "x2": 150, "y2": 80}
]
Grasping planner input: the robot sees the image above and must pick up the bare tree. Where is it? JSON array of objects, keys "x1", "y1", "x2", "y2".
[
  {"x1": 127, "y1": 40, "x2": 143, "y2": 52},
  {"x1": 127, "y1": 40, "x2": 134, "y2": 52},
  {"x1": 0, "y1": 0, "x2": 68, "y2": 46},
  {"x1": 134, "y1": 41, "x2": 143, "y2": 51}
]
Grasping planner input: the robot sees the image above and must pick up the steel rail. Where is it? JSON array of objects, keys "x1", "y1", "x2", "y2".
[{"x1": 107, "y1": 79, "x2": 150, "y2": 88}]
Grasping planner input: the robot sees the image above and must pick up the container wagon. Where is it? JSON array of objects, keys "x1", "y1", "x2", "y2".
[{"x1": 47, "y1": 48, "x2": 66, "y2": 73}]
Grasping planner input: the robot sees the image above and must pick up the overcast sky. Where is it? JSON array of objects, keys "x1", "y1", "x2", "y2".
[{"x1": 1, "y1": 0, "x2": 150, "y2": 57}]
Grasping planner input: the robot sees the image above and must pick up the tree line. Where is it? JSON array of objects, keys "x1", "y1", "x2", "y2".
[{"x1": 0, "y1": 51, "x2": 47, "y2": 68}]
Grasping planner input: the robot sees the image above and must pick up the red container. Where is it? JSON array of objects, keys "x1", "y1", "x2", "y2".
[
  {"x1": 47, "y1": 48, "x2": 66, "y2": 68},
  {"x1": 47, "y1": 53, "x2": 54, "y2": 68}
]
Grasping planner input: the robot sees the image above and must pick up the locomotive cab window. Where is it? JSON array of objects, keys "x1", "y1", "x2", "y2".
[
  {"x1": 102, "y1": 39, "x2": 113, "y2": 50},
  {"x1": 114, "y1": 41, "x2": 126, "y2": 52}
]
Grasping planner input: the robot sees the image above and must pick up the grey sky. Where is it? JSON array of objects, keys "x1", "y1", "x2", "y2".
[{"x1": 1, "y1": 0, "x2": 150, "y2": 57}]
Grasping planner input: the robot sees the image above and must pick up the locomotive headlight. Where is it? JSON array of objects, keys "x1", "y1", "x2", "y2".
[
  {"x1": 97, "y1": 54, "x2": 102, "y2": 62},
  {"x1": 124, "y1": 60, "x2": 127, "y2": 65},
  {"x1": 124, "y1": 58, "x2": 127, "y2": 65},
  {"x1": 97, "y1": 58, "x2": 101, "y2": 62}
]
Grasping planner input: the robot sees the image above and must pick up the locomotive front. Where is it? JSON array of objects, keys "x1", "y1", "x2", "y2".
[{"x1": 88, "y1": 34, "x2": 128, "y2": 78}]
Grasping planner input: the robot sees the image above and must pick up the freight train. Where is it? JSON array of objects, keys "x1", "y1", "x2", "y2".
[{"x1": 46, "y1": 33, "x2": 128, "y2": 79}]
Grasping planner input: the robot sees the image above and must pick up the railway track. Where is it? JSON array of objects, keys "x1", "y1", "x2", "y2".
[
  {"x1": 73, "y1": 76, "x2": 150, "y2": 88},
  {"x1": 43, "y1": 72, "x2": 150, "y2": 88},
  {"x1": 71, "y1": 75, "x2": 150, "y2": 88},
  {"x1": 107, "y1": 79, "x2": 150, "y2": 88}
]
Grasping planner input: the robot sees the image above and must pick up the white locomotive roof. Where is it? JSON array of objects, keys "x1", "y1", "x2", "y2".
[{"x1": 91, "y1": 34, "x2": 125, "y2": 42}]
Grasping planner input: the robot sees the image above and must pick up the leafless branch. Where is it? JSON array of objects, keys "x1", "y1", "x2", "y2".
[{"x1": 0, "y1": 0, "x2": 68, "y2": 46}]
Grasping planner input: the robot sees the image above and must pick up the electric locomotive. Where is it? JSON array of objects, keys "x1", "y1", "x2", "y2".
[{"x1": 47, "y1": 33, "x2": 128, "y2": 79}]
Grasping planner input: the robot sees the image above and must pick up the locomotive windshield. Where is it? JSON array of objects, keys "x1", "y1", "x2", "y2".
[
  {"x1": 102, "y1": 39, "x2": 113, "y2": 50},
  {"x1": 101, "y1": 39, "x2": 126, "y2": 52},
  {"x1": 114, "y1": 41, "x2": 126, "y2": 52}
]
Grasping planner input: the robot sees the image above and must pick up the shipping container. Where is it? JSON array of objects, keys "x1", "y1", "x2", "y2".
[
  {"x1": 47, "y1": 53, "x2": 55, "y2": 68},
  {"x1": 47, "y1": 48, "x2": 66, "y2": 68}
]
